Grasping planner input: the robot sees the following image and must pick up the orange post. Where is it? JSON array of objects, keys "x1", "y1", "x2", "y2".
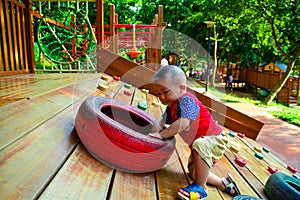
[
  {"x1": 110, "y1": 4, "x2": 116, "y2": 53},
  {"x1": 96, "y1": 0, "x2": 104, "y2": 47},
  {"x1": 114, "y1": 14, "x2": 118, "y2": 54},
  {"x1": 25, "y1": 0, "x2": 35, "y2": 73}
]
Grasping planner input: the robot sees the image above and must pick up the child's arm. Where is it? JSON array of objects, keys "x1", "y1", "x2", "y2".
[{"x1": 150, "y1": 118, "x2": 190, "y2": 139}]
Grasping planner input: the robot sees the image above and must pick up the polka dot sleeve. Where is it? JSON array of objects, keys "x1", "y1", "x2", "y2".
[{"x1": 178, "y1": 96, "x2": 200, "y2": 120}]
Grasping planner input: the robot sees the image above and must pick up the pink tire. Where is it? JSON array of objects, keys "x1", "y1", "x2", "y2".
[{"x1": 75, "y1": 96, "x2": 175, "y2": 173}]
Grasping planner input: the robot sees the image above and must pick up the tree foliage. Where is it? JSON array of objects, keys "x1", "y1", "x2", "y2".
[{"x1": 32, "y1": 0, "x2": 300, "y2": 104}]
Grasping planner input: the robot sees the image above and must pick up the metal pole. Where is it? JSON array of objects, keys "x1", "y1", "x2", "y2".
[
  {"x1": 204, "y1": 21, "x2": 215, "y2": 92},
  {"x1": 206, "y1": 28, "x2": 211, "y2": 92}
]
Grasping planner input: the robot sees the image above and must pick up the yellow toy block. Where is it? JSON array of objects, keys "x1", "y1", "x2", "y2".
[
  {"x1": 254, "y1": 146, "x2": 262, "y2": 152},
  {"x1": 141, "y1": 89, "x2": 149, "y2": 94},
  {"x1": 101, "y1": 74, "x2": 110, "y2": 81},
  {"x1": 230, "y1": 142, "x2": 241, "y2": 153},
  {"x1": 97, "y1": 83, "x2": 109, "y2": 91}
]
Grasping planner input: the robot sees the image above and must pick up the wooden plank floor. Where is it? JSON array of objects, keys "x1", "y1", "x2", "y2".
[{"x1": 0, "y1": 73, "x2": 298, "y2": 200}]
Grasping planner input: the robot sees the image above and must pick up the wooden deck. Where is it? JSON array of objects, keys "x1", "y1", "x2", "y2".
[{"x1": 0, "y1": 73, "x2": 298, "y2": 200}]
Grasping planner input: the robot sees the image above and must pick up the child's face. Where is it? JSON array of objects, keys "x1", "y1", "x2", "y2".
[{"x1": 154, "y1": 78, "x2": 186, "y2": 105}]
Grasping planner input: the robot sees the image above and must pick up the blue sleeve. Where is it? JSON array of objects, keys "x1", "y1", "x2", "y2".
[{"x1": 179, "y1": 96, "x2": 200, "y2": 120}]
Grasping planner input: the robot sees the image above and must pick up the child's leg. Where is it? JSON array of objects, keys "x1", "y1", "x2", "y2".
[
  {"x1": 190, "y1": 157, "x2": 240, "y2": 196},
  {"x1": 207, "y1": 171, "x2": 223, "y2": 187},
  {"x1": 192, "y1": 149, "x2": 210, "y2": 190},
  {"x1": 188, "y1": 134, "x2": 240, "y2": 196}
]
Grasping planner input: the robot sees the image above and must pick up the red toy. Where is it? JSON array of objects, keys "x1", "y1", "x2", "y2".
[
  {"x1": 287, "y1": 165, "x2": 298, "y2": 173},
  {"x1": 123, "y1": 90, "x2": 132, "y2": 96},
  {"x1": 235, "y1": 155, "x2": 247, "y2": 167},
  {"x1": 113, "y1": 75, "x2": 120, "y2": 81},
  {"x1": 238, "y1": 133, "x2": 245, "y2": 138},
  {"x1": 267, "y1": 166, "x2": 279, "y2": 174}
]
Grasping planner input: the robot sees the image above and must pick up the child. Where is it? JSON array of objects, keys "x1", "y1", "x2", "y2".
[
  {"x1": 228, "y1": 73, "x2": 233, "y2": 91},
  {"x1": 149, "y1": 65, "x2": 240, "y2": 200}
]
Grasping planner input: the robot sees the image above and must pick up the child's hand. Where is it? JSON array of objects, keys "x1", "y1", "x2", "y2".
[{"x1": 149, "y1": 132, "x2": 164, "y2": 139}]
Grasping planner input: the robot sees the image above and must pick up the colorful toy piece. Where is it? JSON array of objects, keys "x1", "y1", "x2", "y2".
[
  {"x1": 229, "y1": 132, "x2": 236, "y2": 137},
  {"x1": 123, "y1": 90, "x2": 132, "y2": 96},
  {"x1": 101, "y1": 74, "x2": 110, "y2": 81},
  {"x1": 263, "y1": 147, "x2": 270, "y2": 153},
  {"x1": 230, "y1": 142, "x2": 241, "y2": 153},
  {"x1": 254, "y1": 146, "x2": 262, "y2": 152},
  {"x1": 268, "y1": 166, "x2": 279, "y2": 174},
  {"x1": 238, "y1": 132, "x2": 245, "y2": 138},
  {"x1": 113, "y1": 75, "x2": 120, "y2": 81},
  {"x1": 254, "y1": 152, "x2": 264, "y2": 160},
  {"x1": 137, "y1": 102, "x2": 148, "y2": 111},
  {"x1": 235, "y1": 155, "x2": 247, "y2": 167},
  {"x1": 141, "y1": 89, "x2": 149, "y2": 94},
  {"x1": 124, "y1": 83, "x2": 132, "y2": 89},
  {"x1": 97, "y1": 83, "x2": 109, "y2": 91},
  {"x1": 287, "y1": 165, "x2": 298, "y2": 173},
  {"x1": 293, "y1": 174, "x2": 299, "y2": 179}
]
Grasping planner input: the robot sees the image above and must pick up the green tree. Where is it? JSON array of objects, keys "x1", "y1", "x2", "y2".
[{"x1": 216, "y1": 0, "x2": 300, "y2": 105}]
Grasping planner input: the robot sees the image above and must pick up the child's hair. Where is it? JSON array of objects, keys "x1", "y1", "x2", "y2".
[{"x1": 152, "y1": 65, "x2": 186, "y2": 85}]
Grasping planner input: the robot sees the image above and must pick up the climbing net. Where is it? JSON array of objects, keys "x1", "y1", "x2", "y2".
[{"x1": 37, "y1": 7, "x2": 96, "y2": 65}]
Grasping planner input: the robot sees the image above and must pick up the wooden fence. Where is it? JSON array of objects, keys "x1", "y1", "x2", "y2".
[
  {"x1": 236, "y1": 68, "x2": 299, "y2": 106},
  {"x1": 0, "y1": 0, "x2": 35, "y2": 76},
  {"x1": 241, "y1": 69, "x2": 283, "y2": 90}
]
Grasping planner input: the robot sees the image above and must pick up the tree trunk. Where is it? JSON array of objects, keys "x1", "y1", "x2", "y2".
[{"x1": 263, "y1": 60, "x2": 295, "y2": 105}]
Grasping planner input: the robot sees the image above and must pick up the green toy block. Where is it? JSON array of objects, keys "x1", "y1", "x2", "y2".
[
  {"x1": 124, "y1": 83, "x2": 132, "y2": 89},
  {"x1": 254, "y1": 152, "x2": 264, "y2": 160},
  {"x1": 263, "y1": 147, "x2": 270, "y2": 153},
  {"x1": 137, "y1": 102, "x2": 148, "y2": 111}
]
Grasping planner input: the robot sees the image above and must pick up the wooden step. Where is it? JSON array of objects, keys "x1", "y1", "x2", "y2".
[{"x1": 0, "y1": 76, "x2": 99, "y2": 150}]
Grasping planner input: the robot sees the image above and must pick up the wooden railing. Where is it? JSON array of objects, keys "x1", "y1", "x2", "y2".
[
  {"x1": 0, "y1": 0, "x2": 35, "y2": 76},
  {"x1": 278, "y1": 76, "x2": 300, "y2": 106},
  {"x1": 240, "y1": 69, "x2": 282, "y2": 90},
  {"x1": 239, "y1": 69, "x2": 299, "y2": 106}
]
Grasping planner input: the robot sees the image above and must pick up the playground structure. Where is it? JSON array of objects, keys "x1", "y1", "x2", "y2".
[
  {"x1": 0, "y1": 0, "x2": 164, "y2": 74},
  {"x1": 35, "y1": 1, "x2": 163, "y2": 71},
  {"x1": 105, "y1": 4, "x2": 165, "y2": 66},
  {"x1": 219, "y1": 63, "x2": 299, "y2": 107},
  {"x1": 0, "y1": 0, "x2": 298, "y2": 107}
]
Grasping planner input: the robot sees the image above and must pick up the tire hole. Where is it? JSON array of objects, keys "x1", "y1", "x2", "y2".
[{"x1": 101, "y1": 105, "x2": 152, "y2": 134}]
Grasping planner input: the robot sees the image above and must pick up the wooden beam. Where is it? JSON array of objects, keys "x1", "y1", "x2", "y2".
[
  {"x1": 25, "y1": 0, "x2": 35, "y2": 73},
  {"x1": 109, "y1": 4, "x2": 116, "y2": 53},
  {"x1": 97, "y1": 48, "x2": 264, "y2": 139}
]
